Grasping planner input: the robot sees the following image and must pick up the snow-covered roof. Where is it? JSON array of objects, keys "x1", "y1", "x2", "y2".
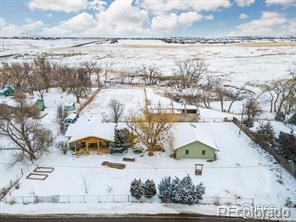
[
  {"x1": 170, "y1": 123, "x2": 218, "y2": 150},
  {"x1": 66, "y1": 122, "x2": 116, "y2": 143},
  {"x1": 65, "y1": 113, "x2": 78, "y2": 120},
  {"x1": 64, "y1": 102, "x2": 75, "y2": 107}
]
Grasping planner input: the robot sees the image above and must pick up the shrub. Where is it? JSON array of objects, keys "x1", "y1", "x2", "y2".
[
  {"x1": 288, "y1": 112, "x2": 296, "y2": 125},
  {"x1": 57, "y1": 141, "x2": 68, "y2": 154},
  {"x1": 275, "y1": 111, "x2": 285, "y2": 122},
  {"x1": 130, "y1": 179, "x2": 144, "y2": 200},
  {"x1": 143, "y1": 179, "x2": 156, "y2": 199},
  {"x1": 15, "y1": 183, "x2": 20, "y2": 189},
  {"x1": 243, "y1": 117, "x2": 254, "y2": 128},
  {"x1": 254, "y1": 122, "x2": 275, "y2": 149}
]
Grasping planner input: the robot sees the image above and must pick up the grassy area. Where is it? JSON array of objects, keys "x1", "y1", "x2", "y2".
[
  {"x1": 240, "y1": 42, "x2": 296, "y2": 47},
  {"x1": 122, "y1": 44, "x2": 193, "y2": 49}
]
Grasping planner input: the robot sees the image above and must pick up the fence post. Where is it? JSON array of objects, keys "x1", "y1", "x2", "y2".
[
  {"x1": 97, "y1": 195, "x2": 99, "y2": 203},
  {"x1": 68, "y1": 195, "x2": 70, "y2": 203},
  {"x1": 21, "y1": 168, "x2": 23, "y2": 176},
  {"x1": 22, "y1": 196, "x2": 24, "y2": 204},
  {"x1": 251, "y1": 198, "x2": 254, "y2": 206},
  {"x1": 83, "y1": 195, "x2": 85, "y2": 203}
]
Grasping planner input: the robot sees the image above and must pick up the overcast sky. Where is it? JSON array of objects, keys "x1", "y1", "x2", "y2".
[{"x1": 0, "y1": 0, "x2": 296, "y2": 37}]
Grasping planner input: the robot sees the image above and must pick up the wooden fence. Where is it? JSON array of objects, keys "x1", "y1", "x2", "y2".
[{"x1": 232, "y1": 117, "x2": 296, "y2": 178}]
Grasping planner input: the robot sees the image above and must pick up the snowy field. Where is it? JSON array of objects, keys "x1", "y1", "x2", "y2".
[
  {"x1": 1, "y1": 39, "x2": 296, "y2": 84},
  {"x1": 0, "y1": 87, "x2": 295, "y2": 214},
  {"x1": 4, "y1": 122, "x2": 295, "y2": 207},
  {"x1": 0, "y1": 39, "x2": 296, "y2": 218}
]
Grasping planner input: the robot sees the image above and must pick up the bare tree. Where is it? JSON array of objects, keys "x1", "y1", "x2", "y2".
[
  {"x1": 245, "y1": 97, "x2": 262, "y2": 120},
  {"x1": 67, "y1": 67, "x2": 91, "y2": 103},
  {"x1": 200, "y1": 75, "x2": 215, "y2": 109},
  {"x1": 56, "y1": 105, "x2": 68, "y2": 134},
  {"x1": 103, "y1": 62, "x2": 113, "y2": 86},
  {"x1": 53, "y1": 64, "x2": 72, "y2": 92},
  {"x1": 32, "y1": 57, "x2": 52, "y2": 92},
  {"x1": 262, "y1": 83, "x2": 275, "y2": 113},
  {"x1": 27, "y1": 71, "x2": 47, "y2": 98},
  {"x1": 212, "y1": 78, "x2": 228, "y2": 112},
  {"x1": 126, "y1": 104, "x2": 174, "y2": 156},
  {"x1": 109, "y1": 99, "x2": 124, "y2": 124},
  {"x1": 0, "y1": 93, "x2": 53, "y2": 161},
  {"x1": 1, "y1": 62, "x2": 31, "y2": 91},
  {"x1": 227, "y1": 85, "x2": 246, "y2": 112},
  {"x1": 169, "y1": 59, "x2": 207, "y2": 92},
  {"x1": 0, "y1": 67, "x2": 8, "y2": 88},
  {"x1": 139, "y1": 65, "x2": 160, "y2": 85},
  {"x1": 93, "y1": 63, "x2": 103, "y2": 86}
]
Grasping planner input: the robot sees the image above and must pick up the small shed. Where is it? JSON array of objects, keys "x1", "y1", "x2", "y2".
[
  {"x1": 35, "y1": 99, "x2": 45, "y2": 111},
  {"x1": 0, "y1": 86, "x2": 16, "y2": 97},
  {"x1": 64, "y1": 113, "x2": 79, "y2": 129},
  {"x1": 171, "y1": 123, "x2": 218, "y2": 160},
  {"x1": 64, "y1": 102, "x2": 76, "y2": 112}
]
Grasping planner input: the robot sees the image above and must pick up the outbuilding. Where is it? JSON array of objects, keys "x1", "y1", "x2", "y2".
[
  {"x1": 0, "y1": 86, "x2": 16, "y2": 97},
  {"x1": 65, "y1": 122, "x2": 115, "y2": 154},
  {"x1": 64, "y1": 113, "x2": 79, "y2": 129}
]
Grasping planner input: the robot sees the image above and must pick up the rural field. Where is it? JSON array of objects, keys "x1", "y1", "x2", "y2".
[{"x1": 0, "y1": 38, "x2": 296, "y2": 220}]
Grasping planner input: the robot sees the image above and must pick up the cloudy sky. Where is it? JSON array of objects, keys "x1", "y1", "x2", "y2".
[{"x1": 0, "y1": 0, "x2": 296, "y2": 37}]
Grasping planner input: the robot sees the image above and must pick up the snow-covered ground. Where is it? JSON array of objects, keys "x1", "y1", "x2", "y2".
[
  {"x1": 4, "y1": 122, "x2": 295, "y2": 205},
  {"x1": 0, "y1": 87, "x2": 294, "y2": 219},
  {"x1": 1, "y1": 39, "x2": 295, "y2": 84},
  {"x1": 0, "y1": 39, "x2": 295, "y2": 219}
]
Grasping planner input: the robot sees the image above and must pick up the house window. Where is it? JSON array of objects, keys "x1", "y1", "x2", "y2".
[
  {"x1": 185, "y1": 150, "x2": 189, "y2": 155},
  {"x1": 201, "y1": 150, "x2": 206, "y2": 155}
]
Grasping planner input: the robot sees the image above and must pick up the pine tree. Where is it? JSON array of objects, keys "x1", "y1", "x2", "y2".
[
  {"x1": 255, "y1": 122, "x2": 275, "y2": 149},
  {"x1": 130, "y1": 179, "x2": 143, "y2": 200},
  {"x1": 143, "y1": 179, "x2": 156, "y2": 198},
  {"x1": 110, "y1": 128, "x2": 130, "y2": 153},
  {"x1": 289, "y1": 112, "x2": 296, "y2": 125},
  {"x1": 158, "y1": 175, "x2": 206, "y2": 205},
  {"x1": 195, "y1": 182, "x2": 206, "y2": 203},
  {"x1": 158, "y1": 176, "x2": 173, "y2": 203},
  {"x1": 243, "y1": 117, "x2": 254, "y2": 128}
]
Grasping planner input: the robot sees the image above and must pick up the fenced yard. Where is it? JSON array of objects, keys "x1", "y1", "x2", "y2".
[{"x1": 1, "y1": 194, "x2": 255, "y2": 206}]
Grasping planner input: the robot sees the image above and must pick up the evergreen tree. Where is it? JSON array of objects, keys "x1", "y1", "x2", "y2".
[
  {"x1": 157, "y1": 175, "x2": 206, "y2": 205},
  {"x1": 289, "y1": 112, "x2": 296, "y2": 125},
  {"x1": 110, "y1": 128, "x2": 130, "y2": 153},
  {"x1": 158, "y1": 176, "x2": 173, "y2": 203},
  {"x1": 143, "y1": 179, "x2": 157, "y2": 198},
  {"x1": 130, "y1": 179, "x2": 143, "y2": 200},
  {"x1": 243, "y1": 117, "x2": 254, "y2": 128},
  {"x1": 172, "y1": 175, "x2": 205, "y2": 205},
  {"x1": 254, "y1": 122, "x2": 275, "y2": 149},
  {"x1": 275, "y1": 111, "x2": 285, "y2": 122},
  {"x1": 278, "y1": 132, "x2": 296, "y2": 162}
]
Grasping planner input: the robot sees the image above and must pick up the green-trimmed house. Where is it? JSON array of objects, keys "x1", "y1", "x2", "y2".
[{"x1": 171, "y1": 123, "x2": 218, "y2": 160}]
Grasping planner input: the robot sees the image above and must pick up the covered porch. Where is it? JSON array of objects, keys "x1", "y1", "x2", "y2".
[{"x1": 69, "y1": 136, "x2": 111, "y2": 155}]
